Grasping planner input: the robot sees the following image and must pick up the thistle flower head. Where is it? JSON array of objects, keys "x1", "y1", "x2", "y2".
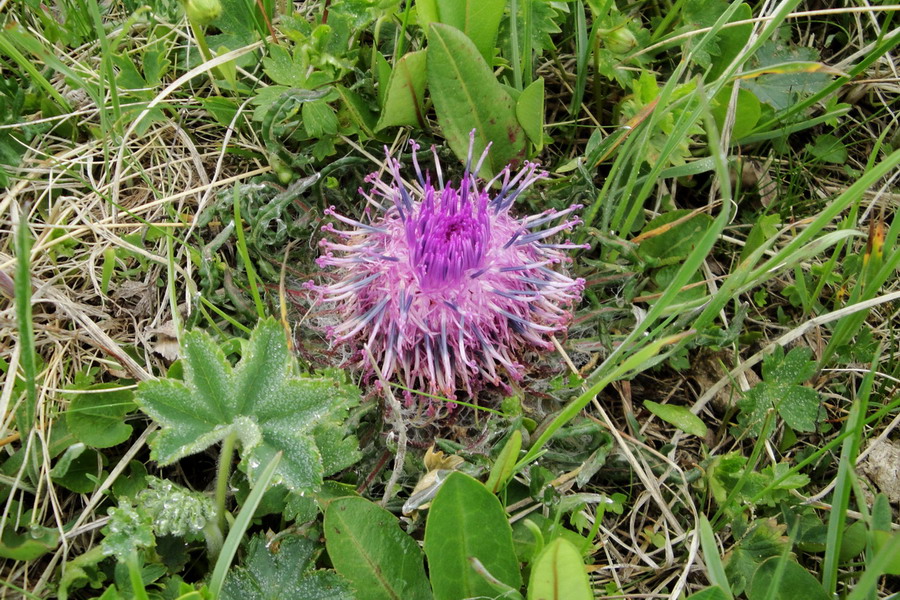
[{"x1": 307, "y1": 132, "x2": 587, "y2": 405}]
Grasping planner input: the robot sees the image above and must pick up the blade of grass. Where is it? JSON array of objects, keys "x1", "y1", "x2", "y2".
[
  {"x1": 232, "y1": 186, "x2": 266, "y2": 319},
  {"x1": 87, "y1": 0, "x2": 122, "y2": 140},
  {"x1": 846, "y1": 533, "x2": 900, "y2": 600},
  {"x1": 821, "y1": 349, "x2": 877, "y2": 594},
  {"x1": 516, "y1": 331, "x2": 692, "y2": 469},
  {"x1": 13, "y1": 202, "x2": 37, "y2": 442},
  {"x1": 698, "y1": 515, "x2": 733, "y2": 599},
  {"x1": 208, "y1": 451, "x2": 282, "y2": 598},
  {"x1": 0, "y1": 35, "x2": 72, "y2": 111}
]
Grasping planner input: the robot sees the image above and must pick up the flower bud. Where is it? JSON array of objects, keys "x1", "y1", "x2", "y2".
[
  {"x1": 185, "y1": 0, "x2": 222, "y2": 25},
  {"x1": 602, "y1": 25, "x2": 637, "y2": 54}
]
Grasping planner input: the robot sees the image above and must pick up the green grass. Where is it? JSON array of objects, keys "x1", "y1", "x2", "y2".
[{"x1": 1, "y1": 0, "x2": 899, "y2": 598}]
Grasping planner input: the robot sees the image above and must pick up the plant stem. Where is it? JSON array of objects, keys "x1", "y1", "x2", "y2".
[
  {"x1": 216, "y1": 431, "x2": 238, "y2": 534},
  {"x1": 126, "y1": 550, "x2": 150, "y2": 600},
  {"x1": 188, "y1": 16, "x2": 222, "y2": 92},
  {"x1": 509, "y1": 0, "x2": 521, "y2": 90}
]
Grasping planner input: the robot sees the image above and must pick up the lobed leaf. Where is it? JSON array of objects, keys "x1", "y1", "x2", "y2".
[{"x1": 136, "y1": 318, "x2": 360, "y2": 492}]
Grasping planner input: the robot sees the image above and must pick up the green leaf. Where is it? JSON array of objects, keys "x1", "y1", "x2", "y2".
[
  {"x1": 65, "y1": 383, "x2": 136, "y2": 448},
  {"x1": 685, "y1": 587, "x2": 731, "y2": 600},
  {"x1": 747, "y1": 557, "x2": 830, "y2": 600},
  {"x1": 644, "y1": 401, "x2": 707, "y2": 437},
  {"x1": 485, "y1": 429, "x2": 522, "y2": 494},
  {"x1": 706, "y1": 3, "x2": 752, "y2": 80},
  {"x1": 221, "y1": 535, "x2": 352, "y2": 600},
  {"x1": 775, "y1": 385, "x2": 820, "y2": 432},
  {"x1": 135, "y1": 318, "x2": 360, "y2": 492},
  {"x1": 638, "y1": 210, "x2": 714, "y2": 261},
  {"x1": 723, "y1": 519, "x2": 790, "y2": 595},
  {"x1": 102, "y1": 503, "x2": 155, "y2": 562},
  {"x1": 425, "y1": 472, "x2": 522, "y2": 600},
  {"x1": 336, "y1": 85, "x2": 377, "y2": 137},
  {"x1": 324, "y1": 497, "x2": 432, "y2": 600},
  {"x1": 740, "y1": 40, "x2": 831, "y2": 111},
  {"x1": 263, "y1": 45, "x2": 308, "y2": 88},
  {"x1": 527, "y1": 537, "x2": 591, "y2": 600},
  {"x1": 376, "y1": 50, "x2": 427, "y2": 131},
  {"x1": 516, "y1": 78, "x2": 544, "y2": 151},
  {"x1": 426, "y1": 23, "x2": 527, "y2": 177},
  {"x1": 712, "y1": 87, "x2": 760, "y2": 141},
  {"x1": 0, "y1": 523, "x2": 60, "y2": 561},
  {"x1": 50, "y1": 443, "x2": 105, "y2": 493},
  {"x1": 138, "y1": 477, "x2": 216, "y2": 538},
  {"x1": 740, "y1": 214, "x2": 780, "y2": 265},
  {"x1": 375, "y1": 52, "x2": 392, "y2": 108},
  {"x1": 807, "y1": 134, "x2": 847, "y2": 164},
  {"x1": 735, "y1": 347, "x2": 821, "y2": 437},
  {"x1": 423, "y1": 0, "x2": 505, "y2": 62},
  {"x1": 302, "y1": 99, "x2": 339, "y2": 138}
]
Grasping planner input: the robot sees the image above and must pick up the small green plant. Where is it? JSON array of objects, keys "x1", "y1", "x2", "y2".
[
  {"x1": 135, "y1": 318, "x2": 361, "y2": 521},
  {"x1": 732, "y1": 346, "x2": 823, "y2": 438}
]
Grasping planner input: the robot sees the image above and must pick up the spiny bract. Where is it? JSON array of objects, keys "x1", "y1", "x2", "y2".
[{"x1": 307, "y1": 132, "x2": 586, "y2": 405}]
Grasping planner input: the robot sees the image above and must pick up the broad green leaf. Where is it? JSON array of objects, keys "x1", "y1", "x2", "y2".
[
  {"x1": 527, "y1": 537, "x2": 591, "y2": 600},
  {"x1": 748, "y1": 557, "x2": 830, "y2": 600},
  {"x1": 685, "y1": 587, "x2": 731, "y2": 600},
  {"x1": 425, "y1": 472, "x2": 522, "y2": 600},
  {"x1": 302, "y1": 99, "x2": 339, "y2": 138},
  {"x1": 838, "y1": 520, "x2": 867, "y2": 562},
  {"x1": 376, "y1": 51, "x2": 427, "y2": 131},
  {"x1": 740, "y1": 214, "x2": 780, "y2": 265},
  {"x1": 775, "y1": 385, "x2": 820, "y2": 432},
  {"x1": 712, "y1": 87, "x2": 760, "y2": 141},
  {"x1": 65, "y1": 383, "x2": 136, "y2": 448},
  {"x1": 872, "y1": 531, "x2": 900, "y2": 576},
  {"x1": 51, "y1": 443, "x2": 105, "y2": 493},
  {"x1": 375, "y1": 52, "x2": 392, "y2": 108},
  {"x1": 0, "y1": 524, "x2": 60, "y2": 561},
  {"x1": 807, "y1": 134, "x2": 847, "y2": 164},
  {"x1": 516, "y1": 78, "x2": 544, "y2": 151},
  {"x1": 221, "y1": 535, "x2": 352, "y2": 600},
  {"x1": 138, "y1": 477, "x2": 216, "y2": 538},
  {"x1": 427, "y1": 24, "x2": 527, "y2": 177},
  {"x1": 763, "y1": 347, "x2": 816, "y2": 385},
  {"x1": 872, "y1": 495, "x2": 900, "y2": 575},
  {"x1": 324, "y1": 497, "x2": 431, "y2": 600},
  {"x1": 706, "y1": 3, "x2": 752, "y2": 80},
  {"x1": 644, "y1": 401, "x2": 707, "y2": 437},
  {"x1": 336, "y1": 85, "x2": 377, "y2": 137},
  {"x1": 724, "y1": 519, "x2": 790, "y2": 595},
  {"x1": 637, "y1": 210, "x2": 714, "y2": 261},
  {"x1": 421, "y1": 0, "x2": 505, "y2": 62},
  {"x1": 262, "y1": 45, "x2": 308, "y2": 88},
  {"x1": 740, "y1": 40, "x2": 831, "y2": 111},
  {"x1": 135, "y1": 318, "x2": 360, "y2": 492}
]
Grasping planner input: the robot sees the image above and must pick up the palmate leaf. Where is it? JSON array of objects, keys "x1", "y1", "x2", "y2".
[
  {"x1": 734, "y1": 346, "x2": 822, "y2": 437},
  {"x1": 136, "y1": 318, "x2": 360, "y2": 492},
  {"x1": 222, "y1": 534, "x2": 353, "y2": 600}
]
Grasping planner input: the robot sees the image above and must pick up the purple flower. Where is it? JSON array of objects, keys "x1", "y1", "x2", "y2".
[{"x1": 307, "y1": 132, "x2": 586, "y2": 404}]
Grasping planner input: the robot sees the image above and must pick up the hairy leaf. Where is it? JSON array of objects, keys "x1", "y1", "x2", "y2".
[
  {"x1": 222, "y1": 534, "x2": 352, "y2": 600},
  {"x1": 135, "y1": 318, "x2": 360, "y2": 492}
]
